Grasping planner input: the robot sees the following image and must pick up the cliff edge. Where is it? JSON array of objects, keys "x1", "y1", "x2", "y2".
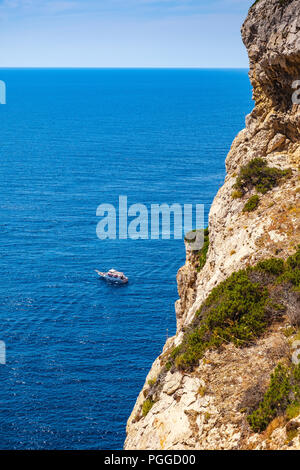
[{"x1": 125, "y1": 0, "x2": 300, "y2": 450}]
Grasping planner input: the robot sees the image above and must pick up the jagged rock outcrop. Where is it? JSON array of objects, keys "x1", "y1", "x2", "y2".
[{"x1": 125, "y1": 0, "x2": 300, "y2": 450}]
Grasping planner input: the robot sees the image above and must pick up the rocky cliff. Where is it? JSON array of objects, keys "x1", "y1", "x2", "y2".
[{"x1": 124, "y1": 0, "x2": 300, "y2": 450}]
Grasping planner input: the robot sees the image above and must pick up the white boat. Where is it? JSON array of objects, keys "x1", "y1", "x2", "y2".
[{"x1": 95, "y1": 269, "x2": 128, "y2": 284}]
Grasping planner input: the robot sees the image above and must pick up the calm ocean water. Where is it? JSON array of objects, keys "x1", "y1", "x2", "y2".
[{"x1": 0, "y1": 69, "x2": 252, "y2": 449}]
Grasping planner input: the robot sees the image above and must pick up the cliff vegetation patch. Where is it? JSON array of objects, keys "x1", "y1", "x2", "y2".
[
  {"x1": 197, "y1": 228, "x2": 209, "y2": 271},
  {"x1": 142, "y1": 398, "x2": 155, "y2": 417},
  {"x1": 251, "y1": 0, "x2": 293, "y2": 9},
  {"x1": 243, "y1": 195, "x2": 260, "y2": 212},
  {"x1": 166, "y1": 247, "x2": 300, "y2": 372},
  {"x1": 232, "y1": 158, "x2": 292, "y2": 212},
  {"x1": 247, "y1": 362, "x2": 300, "y2": 433},
  {"x1": 234, "y1": 158, "x2": 291, "y2": 195}
]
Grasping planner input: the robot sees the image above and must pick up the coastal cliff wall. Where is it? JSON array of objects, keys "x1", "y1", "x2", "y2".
[{"x1": 125, "y1": 0, "x2": 300, "y2": 450}]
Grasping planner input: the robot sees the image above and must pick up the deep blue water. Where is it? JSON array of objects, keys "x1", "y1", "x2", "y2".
[{"x1": 0, "y1": 69, "x2": 253, "y2": 449}]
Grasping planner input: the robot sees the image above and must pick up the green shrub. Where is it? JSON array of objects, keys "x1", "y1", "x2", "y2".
[
  {"x1": 286, "y1": 402, "x2": 300, "y2": 420},
  {"x1": 247, "y1": 364, "x2": 290, "y2": 432},
  {"x1": 278, "y1": 247, "x2": 300, "y2": 290},
  {"x1": 170, "y1": 270, "x2": 269, "y2": 371},
  {"x1": 142, "y1": 398, "x2": 155, "y2": 417},
  {"x1": 243, "y1": 195, "x2": 260, "y2": 212},
  {"x1": 256, "y1": 258, "x2": 285, "y2": 275},
  {"x1": 287, "y1": 248, "x2": 300, "y2": 270},
  {"x1": 247, "y1": 363, "x2": 300, "y2": 433},
  {"x1": 283, "y1": 326, "x2": 297, "y2": 338},
  {"x1": 278, "y1": 0, "x2": 293, "y2": 6},
  {"x1": 232, "y1": 190, "x2": 243, "y2": 199},
  {"x1": 184, "y1": 228, "x2": 209, "y2": 271},
  {"x1": 234, "y1": 158, "x2": 291, "y2": 195},
  {"x1": 198, "y1": 228, "x2": 209, "y2": 271}
]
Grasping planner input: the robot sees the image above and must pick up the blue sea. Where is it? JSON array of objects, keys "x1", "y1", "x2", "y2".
[{"x1": 0, "y1": 69, "x2": 253, "y2": 449}]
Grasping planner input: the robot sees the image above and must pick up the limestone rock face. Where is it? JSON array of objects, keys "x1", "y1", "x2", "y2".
[
  {"x1": 124, "y1": 0, "x2": 300, "y2": 450},
  {"x1": 175, "y1": 242, "x2": 200, "y2": 331}
]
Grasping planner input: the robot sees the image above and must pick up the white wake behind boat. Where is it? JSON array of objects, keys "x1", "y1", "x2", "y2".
[{"x1": 95, "y1": 269, "x2": 129, "y2": 284}]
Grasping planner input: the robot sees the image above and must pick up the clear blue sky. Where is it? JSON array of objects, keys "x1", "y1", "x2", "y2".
[{"x1": 0, "y1": 0, "x2": 253, "y2": 67}]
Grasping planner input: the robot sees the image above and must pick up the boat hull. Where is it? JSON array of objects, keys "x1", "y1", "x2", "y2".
[{"x1": 102, "y1": 275, "x2": 128, "y2": 285}]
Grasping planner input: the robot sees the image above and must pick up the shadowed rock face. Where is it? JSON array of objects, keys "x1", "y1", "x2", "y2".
[{"x1": 124, "y1": 0, "x2": 300, "y2": 451}]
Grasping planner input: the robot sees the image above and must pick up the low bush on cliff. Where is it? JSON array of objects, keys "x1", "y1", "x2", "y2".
[
  {"x1": 166, "y1": 247, "x2": 300, "y2": 372},
  {"x1": 234, "y1": 158, "x2": 291, "y2": 196},
  {"x1": 142, "y1": 398, "x2": 155, "y2": 417},
  {"x1": 278, "y1": 0, "x2": 293, "y2": 6},
  {"x1": 170, "y1": 270, "x2": 269, "y2": 371},
  {"x1": 278, "y1": 248, "x2": 300, "y2": 292},
  {"x1": 247, "y1": 363, "x2": 300, "y2": 433},
  {"x1": 256, "y1": 257, "x2": 285, "y2": 276},
  {"x1": 232, "y1": 189, "x2": 243, "y2": 199}
]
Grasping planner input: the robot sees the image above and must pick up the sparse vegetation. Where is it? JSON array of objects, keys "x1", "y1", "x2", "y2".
[
  {"x1": 143, "y1": 249, "x2": 300, "y2": 423},
  {"x1": 256, "y1": 258, "x2": 285, "y2": 276},
  {"x1": 198, "y1": 228, "x2": 209, "y2": 271},
  {"x1": 286, "y1": 428, "x2": 299, "y2": 444},
  {"x1": 243, "y1": 195, "x2": 260, "y2": 212},
  {"x1": 278, "y1": 247, "x2": 300, "y2": 292},
  {"x1": 148, "y1": 378, "x2": 156, "y2": 387},
  {"x1": 165, "y1": 247, "x2": 300, "y2": 372},
  {"x1": 286, "y1": 402, "x2": 300, "y2": 420},
  {"x1": 234, "y1": 158, "x2": 291, "y2": 196},
  {"x1": 247, "y1": 363, "x2": 300, "y2": 433},
  {"x1": 142, "y1": 398, "x2": 155, "y2": 417},
  {"x1": 197, "y1": 385, "x2": 206, "y2": 397}
]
